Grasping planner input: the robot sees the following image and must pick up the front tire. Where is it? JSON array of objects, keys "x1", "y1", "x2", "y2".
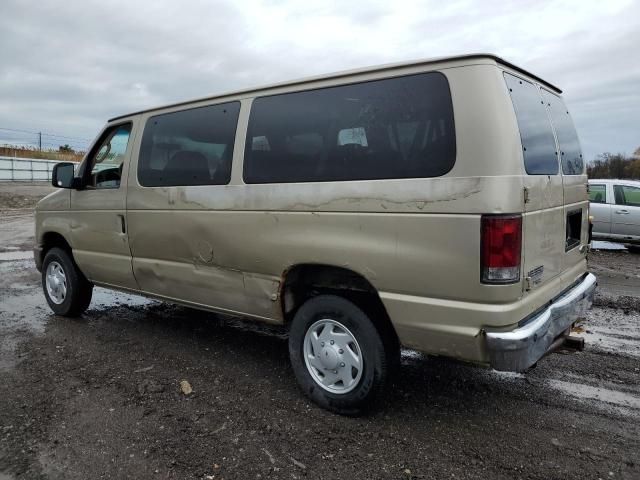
[
  {"x1": 42, "y1": 247, "x2": 93, "y2": 317},
  {"x1": 288, "y1": 295, "x2": 396, "y2": 415}
]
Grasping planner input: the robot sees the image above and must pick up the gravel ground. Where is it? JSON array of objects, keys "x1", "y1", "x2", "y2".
[
  {"x1": 0, "y1": 186, "x2": 639, "y2": 479},
  {"x1": 589, "y1": 248, "x2": 640, "y2": 298},
  {"x1": 0, "y1": 182, "x2": 56, "y2": 212}
]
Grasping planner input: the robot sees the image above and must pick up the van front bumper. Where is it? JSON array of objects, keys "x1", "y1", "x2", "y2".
[{"x1": 486, "y1": 272, "x2": 597, "y2": 372}]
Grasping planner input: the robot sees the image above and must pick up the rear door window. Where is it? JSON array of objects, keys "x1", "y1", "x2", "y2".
[
  {"x1": 542, "y1": 90, "x2": 583, "y2": 175},
  {"x1": 243, "y1": 72, "x2": 456, "y2": 183},
  {"x1": 588, "y1": 184, "x2": 606, "y2": 203},
  {"x1": 504, "y1": 73, "x2": 558, "y2": 175}
]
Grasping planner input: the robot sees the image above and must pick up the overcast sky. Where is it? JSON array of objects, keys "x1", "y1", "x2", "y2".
[{"x1": 0, "y1": 0, "x2": 638, "y2": 160}]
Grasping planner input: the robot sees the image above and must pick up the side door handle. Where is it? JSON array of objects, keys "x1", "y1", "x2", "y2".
[
  {"x1": 615, "y1": 209, "x2": 629, "y2": 215},
  {"x1": 117, "y1": 214, "x2": 126, "y2": 233}
]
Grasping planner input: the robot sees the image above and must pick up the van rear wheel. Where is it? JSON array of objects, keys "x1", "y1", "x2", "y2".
[
  {"x1": 42, "y1": 247, "x2": 93, "y2": 317},
  {"x1": 288, "y1": 295, "x2": 395, "y2": 415}
]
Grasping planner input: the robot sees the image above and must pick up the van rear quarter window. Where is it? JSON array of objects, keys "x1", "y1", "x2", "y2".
[
  {"x1": 138, "y1": 102, "x2": 240, "y2": 187},
  {"x1": 243, "y1": 72, "x2": 456, "y2": 183},
  {"x1": 504, "y1": 73, "x2": 558, "y2": 175}
]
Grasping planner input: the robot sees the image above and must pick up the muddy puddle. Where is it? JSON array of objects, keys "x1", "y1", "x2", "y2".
[
  {"x1": 0, "y1": 251, "x2": 32, "y2": 261},
  {"x1": 546, "y1": 379, "x2": 640, "y2": 415},
  {"x1": 0, "y1": 256, "x2": 153, "y2": 372},
  {"x1": 591, "y1": 241, "x2": 628, "y2": 251},
  {"x1": 0, "y1": 259, "x2": 33, "y2": 275}
]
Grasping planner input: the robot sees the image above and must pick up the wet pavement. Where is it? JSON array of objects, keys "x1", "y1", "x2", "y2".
[{"x1": 1, "y1": 211, "x2": 639, "y2": 479}]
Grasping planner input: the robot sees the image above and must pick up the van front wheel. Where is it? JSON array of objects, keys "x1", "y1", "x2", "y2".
[
  {"x1": 288, "y1": 295, "x2": 394, "y2": 415},
  {"x1": 42, "y1": 247, "x2": 93, "y2": 317}
]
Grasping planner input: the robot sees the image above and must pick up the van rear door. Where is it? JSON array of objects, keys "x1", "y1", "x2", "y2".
[
  {"x1": 504, "y1": 73, "x2": 566, "y2": 291},
  {"x1": 541, "y1": 89, "x2": 589, "y2": 275}
]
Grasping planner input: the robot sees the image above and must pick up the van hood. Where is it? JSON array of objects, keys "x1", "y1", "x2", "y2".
[{"x1": 36, "y1": 189, "x2": 70, "y2": 211}]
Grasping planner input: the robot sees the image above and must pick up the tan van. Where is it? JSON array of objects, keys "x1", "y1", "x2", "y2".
[{"x1": 35, "y1": 54, "x2": 596, "y2": 414}]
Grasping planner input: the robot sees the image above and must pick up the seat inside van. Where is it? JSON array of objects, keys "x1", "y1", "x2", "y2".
[{"x1": 163, "y1": 150, "x2": 210, "y2": 184}]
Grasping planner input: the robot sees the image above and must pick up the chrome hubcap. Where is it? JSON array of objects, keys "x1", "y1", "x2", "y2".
[
  {"x1": 45, "y1": 261, "x2": 67, "y2": 304},
  {"x1": 303, "y1": 319, "x2": 363, "y2": 394}
]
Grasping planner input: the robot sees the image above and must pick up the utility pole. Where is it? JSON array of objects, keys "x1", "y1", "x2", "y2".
[{"x1": 38, "y1": 132, "x2": 42, "y2": 151}]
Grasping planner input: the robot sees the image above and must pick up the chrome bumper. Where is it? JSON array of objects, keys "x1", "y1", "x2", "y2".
[{"x1": 486, "y1": 273, "x2": 597, "y2": 372}]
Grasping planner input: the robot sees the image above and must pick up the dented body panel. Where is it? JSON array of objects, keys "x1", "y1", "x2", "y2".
[{"x1": 34, "y1": 54, "x2": 590, "y2": 367}]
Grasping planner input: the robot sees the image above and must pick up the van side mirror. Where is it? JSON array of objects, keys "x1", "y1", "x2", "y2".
[{"x1": 52, "y1": 162, "x2": 77, "y2": 189}]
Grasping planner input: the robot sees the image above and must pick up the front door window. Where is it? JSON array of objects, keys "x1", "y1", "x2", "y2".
[{"x1": 87, "y1": 124, "x2": 132, "y2": 188}]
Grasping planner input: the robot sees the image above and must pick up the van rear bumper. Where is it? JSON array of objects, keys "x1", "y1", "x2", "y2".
[{"x1": 485, "y1": 272, "x2": 597, "y2": 372}]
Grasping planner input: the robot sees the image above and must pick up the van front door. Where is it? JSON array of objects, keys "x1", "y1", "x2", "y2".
[{"x1": 70, "y1": 121, "x2": 138, "y2": 289}]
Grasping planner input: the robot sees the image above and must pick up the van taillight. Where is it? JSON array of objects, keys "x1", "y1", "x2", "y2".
[{"x1": 481, "y1": 215, "x2": 522, "y2": 284}]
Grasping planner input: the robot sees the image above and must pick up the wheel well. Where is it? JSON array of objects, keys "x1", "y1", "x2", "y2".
[
  {"x1": 281, "y1": 264, "x2": 399, "y2": 345},
  {"x1": 41, "y1": 232, "x2": 72, "y2": 259}
]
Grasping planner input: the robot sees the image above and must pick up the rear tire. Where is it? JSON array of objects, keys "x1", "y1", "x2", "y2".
[
  {"x1": 288, "y1": 294, "x2": 397, "y2": 415},
  {"x1": 42, "y1": 247, "x2": 93, "y2": 317}
]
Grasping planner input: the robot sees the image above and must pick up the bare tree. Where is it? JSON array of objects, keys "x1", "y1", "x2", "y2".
[{"x1": 587, "y1": 150, "x2": 640, "y2": 179}]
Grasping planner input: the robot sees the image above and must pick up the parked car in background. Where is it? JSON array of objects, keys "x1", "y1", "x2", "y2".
[{"x1": 589, "y1": 179, "x2": 640, "y2": 245}]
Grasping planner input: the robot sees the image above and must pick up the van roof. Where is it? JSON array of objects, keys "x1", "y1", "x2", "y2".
[{"x1": 109, "y1": 53, "x2": 561, "y2": 122}]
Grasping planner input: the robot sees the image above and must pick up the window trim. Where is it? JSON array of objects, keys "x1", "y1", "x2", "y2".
[
  {"x1": 242, "y1": 70, "x2": 457, "y2": 184},
  {"x1": 137, "y1": 100, "x2": 241, "y2": 188},
  {"x1": 541, "y1": 88, "x2": 584, "y2": 176},
  {"x1": 504, "y1": 72, "x2": 560, "y2": 176},
  {"x1": 81, "y1": 121, "x2": 133, "y2": 191}
]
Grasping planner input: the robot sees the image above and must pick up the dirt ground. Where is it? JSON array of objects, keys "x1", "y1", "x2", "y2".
[
  {"x1": 0, "y1": 184, "x2": 639, "y2": 479},
  {"x1": 0, "y1": 182, "x2": 56, "y2": 211}
]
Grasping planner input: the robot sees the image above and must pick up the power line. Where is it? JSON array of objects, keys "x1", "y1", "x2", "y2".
[
  {"x1": 0, "y1": 127, "x2": 91, "y2": 143},
  {"x1": 0, "y1": 126, "x2": 90, "y2": 153}
]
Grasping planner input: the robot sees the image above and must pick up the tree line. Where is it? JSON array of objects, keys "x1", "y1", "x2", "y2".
[{"x1": 587, "y1": 149, "x2": 640, "y2": 179}]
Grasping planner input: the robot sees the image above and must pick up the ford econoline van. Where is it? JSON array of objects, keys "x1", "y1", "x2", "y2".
[{"x1": 35, "y1": 54, "x2": 596, "y2": 414}]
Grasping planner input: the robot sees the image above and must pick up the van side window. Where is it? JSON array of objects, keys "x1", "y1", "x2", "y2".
[
  {"x1": 243, "y1": 72, "x2": 456, "y2": 183},
  {"x1": 86, "y1": 124, "x2": 132, "y2": 189},
  {"x1": 138, "y1": 102, "x2": 240, "y2": 187},
  {"x1": 588, "y1": 184, "x2": 606, "y2": 203},
  {"x1": 504, "y1": 73, "x2": 558, "y2": 175},
  {"x1": 542, "y1": 90, "x2": 583, "y2": 175},
  {"x1": 614, "y1": 185, "x2": 640, "y2": 207}
]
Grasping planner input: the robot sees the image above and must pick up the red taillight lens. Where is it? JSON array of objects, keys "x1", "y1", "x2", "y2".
[{"x1": 481, "y1": 215, "x2": 522, "y2": 284}]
